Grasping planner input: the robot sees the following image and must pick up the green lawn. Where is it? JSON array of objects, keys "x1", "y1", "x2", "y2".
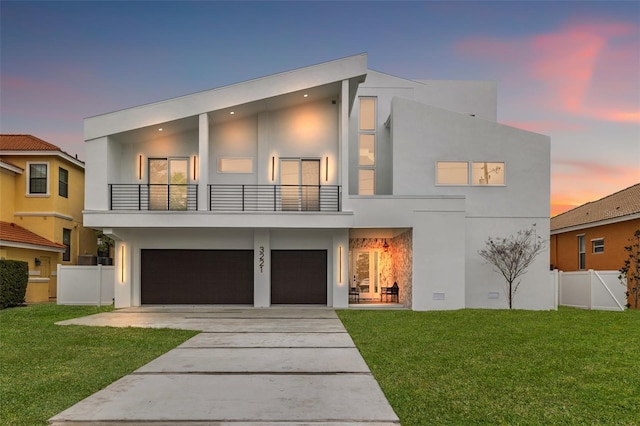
[
  {"x1": 337, "y1": 308, "x2": 640, "y2": 425},
  {"x1": 0, "y1": 304, "x2": 197, "y2": 425}
]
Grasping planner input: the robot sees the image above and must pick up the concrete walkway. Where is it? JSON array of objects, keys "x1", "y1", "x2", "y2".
[{"x1": 49, "y1": 306, "x2": 400, "y2": 425}]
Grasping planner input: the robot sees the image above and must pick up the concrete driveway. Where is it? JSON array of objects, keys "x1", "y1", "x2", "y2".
[{"x1": 49, "y1": 306, "x2": 400, "y2": 425}]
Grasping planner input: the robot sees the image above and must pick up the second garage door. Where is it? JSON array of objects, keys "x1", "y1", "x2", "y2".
[
  {"x1": 271, "y1": 250, "x2": 327, "y2": 304},
  {"x1": 141, "y1": 249, "x2": 253, "y2": 304}
]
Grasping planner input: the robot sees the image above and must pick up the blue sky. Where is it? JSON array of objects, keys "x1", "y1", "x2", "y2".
[{"x1": 1, "y1": 1, "x2": 638, "y2": 214}]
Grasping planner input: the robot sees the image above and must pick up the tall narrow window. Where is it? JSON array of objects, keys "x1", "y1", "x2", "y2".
[
  {"x1": 28, "y1": 163, "x2": 48, "y2": 195},
  {"x1": 149, "y1": 158, "x2": 189, "y2": 210},
  {"x1": 578, "y1": 235, "x2": 586, "y2": 269},
  {"x1": 63, "y1": 228, "x2": 71, "y2": 262},
  {"x1": 280, "y1": 158, "x2": 320, "y2": 211},
  {"x1": 59, "y1": 167, "x2": 69, "y2": 198},
  {"x1": 358, "y1": 97, "x2": 376, "y2": 195}
]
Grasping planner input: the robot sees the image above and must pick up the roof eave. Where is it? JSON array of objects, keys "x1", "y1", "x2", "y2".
[
  {"x1": 550, "y1": 213, "x2": 640, "y2": 235},
  {"x1": 0, "y1": 240, "x2": 67, "y2": 253},
  {"x1": 0, "y1": 150, "x2": 85, "y2": 169},
  {"x1": 84, "y1": 53, "x2": 368, "y2": 141}
]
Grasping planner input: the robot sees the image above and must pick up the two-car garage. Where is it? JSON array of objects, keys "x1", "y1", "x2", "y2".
[{"x1": 140, "y1": 249, "x2": 327, "y2": 305}]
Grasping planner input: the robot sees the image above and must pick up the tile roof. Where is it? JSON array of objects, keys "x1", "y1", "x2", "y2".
[
  {"x1": 0, "y1": 159, "x2": 23, "y2": 171},
  {"x1": 0, "y1": 221, "x2": 66, "y2": 250},
  {"x1": 551, "y1": 183, "x2": 640, "y2": 231},
  {"x1": 0, "y1": 134, "x2": 62, "y2": 152}
]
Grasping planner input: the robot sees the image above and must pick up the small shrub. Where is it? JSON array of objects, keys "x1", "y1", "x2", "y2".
[{"x1": 0, "y1": 260, "x2": 29, "y2": 309}]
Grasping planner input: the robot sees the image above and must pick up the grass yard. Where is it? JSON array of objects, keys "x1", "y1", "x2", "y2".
[
  {"x1": 338, "y1": 307, "x2": 640, "y2": 425},
  {"x1": 0, "y1": 304, "x2": 197, "y2": 425}
]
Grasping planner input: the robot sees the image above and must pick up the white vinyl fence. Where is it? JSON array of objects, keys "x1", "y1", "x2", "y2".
[
  {"x1": 57, "y1": 264, "x2": 114, "y2": 306},
  {"x1": 557, "y1": 269, "x2": 627, "y2": 311}
]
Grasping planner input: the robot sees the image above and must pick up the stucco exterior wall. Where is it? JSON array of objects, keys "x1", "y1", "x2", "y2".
[{"x1": 551, "y1": 219, "x2": 640, "y2": 272}]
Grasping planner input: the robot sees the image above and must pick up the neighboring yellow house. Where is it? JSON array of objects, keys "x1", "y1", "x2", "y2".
[{"x1": 0, "y1": 135, "x2": 96, "y2": 302}]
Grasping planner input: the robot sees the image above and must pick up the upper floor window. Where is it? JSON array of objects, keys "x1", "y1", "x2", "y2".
[
  {"x1": 28, "y1": 163, "x2": 49, "y2": 195},
  {"x1": 62, "y1": 228, "x2": 71, "y2": 262},
  {"x1": 436, "y1": 161, "x2": 505, "y2": 186},
  {"x1": 472, "y1": 162, "x2": 504, "y2": 185},
  {"x1": 59, "y1": 167, "x2": 69, "y2": 198},
  {"x1": 359, "y1": 98, "x2": 376, "y2": 131},
  {"x1": 358, "y1": 97, "x2": 376, "y2": 195},
  {"x1": 578, "y1": 235, "x2": 586, "y2": 269},
  {"x1": 592, "y1": 238, "x2": 604, "y2": 254},
  {"x1": 437, "y1": 162, "x2": 469, "y2": 185},
  {"x1": 218, "y1": 158, "x2": 253, "y2": 173}
]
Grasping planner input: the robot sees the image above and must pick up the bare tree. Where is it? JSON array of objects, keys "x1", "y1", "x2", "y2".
[
  {"x1": 479, "y1": 226, "x2": 545, "y2": 309},
  {"x1": 619, "y1": 229, "x2": 640, "y2": 310}
]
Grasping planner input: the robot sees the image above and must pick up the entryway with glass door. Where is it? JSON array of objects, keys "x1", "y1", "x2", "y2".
[
  {"x1": 149, "y1": 158, "x2": 189, "y2": 210},
  {"x1": 351, "y1": 249, "x2": 381, "y2": 301},
  {"x1": 280, "y1": 158, "x2": 320, "y2": 211}
]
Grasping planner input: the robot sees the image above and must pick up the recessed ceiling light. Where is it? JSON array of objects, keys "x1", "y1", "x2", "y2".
[
  {"x1": 158, "y1": 128, "x2": 163, "y2": 131},
  {"x1": 230, "y1": 111, "x2": 235, "y2": 115},
  {"x1": 303, "y1": 94, "x2": 308, "y2": 98}
]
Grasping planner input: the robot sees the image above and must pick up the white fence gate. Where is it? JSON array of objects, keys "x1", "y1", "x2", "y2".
[
  {"x1": 557, "y1": 269, "x2": 626, "y2": 311},
  {"x1": 57, "y1": 264, "x2": 114, "y2": 306}
]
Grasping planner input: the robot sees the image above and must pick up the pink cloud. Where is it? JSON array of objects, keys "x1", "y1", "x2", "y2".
[
  {"x1": 551, "y1": 160, "x2": 640, "y2": 215},
  {"x1": 455, "y1": 18, "x2": 640, "y2": 123}
]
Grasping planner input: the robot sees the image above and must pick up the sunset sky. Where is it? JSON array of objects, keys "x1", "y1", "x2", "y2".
[{"x1": 1, "y1": 1, "x2": 638, "y2": 216}]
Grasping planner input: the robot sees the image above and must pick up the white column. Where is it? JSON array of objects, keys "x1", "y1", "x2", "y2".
[
  {"x1": 339, "y1": 79, "x2": 350, "y2": 211},
  {"x1": 198, "y1": 113, "x2": 209, "y2": 211}
]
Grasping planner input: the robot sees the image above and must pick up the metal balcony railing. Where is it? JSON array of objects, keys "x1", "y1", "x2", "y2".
[
  {"x1": 209, "y1": 184, "x2": 341, "y2": 212},
  {"x1": 109, "y1": 184, "x2": 198, "y2": 211}
]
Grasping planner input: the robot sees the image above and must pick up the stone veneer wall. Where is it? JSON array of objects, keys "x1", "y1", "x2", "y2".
[
  {"x1": 349, "y1": 229, "x2": 413, "y2": 308},
  {"x1": 391, "y1": 229, "x2": 412, "y2": 308}
]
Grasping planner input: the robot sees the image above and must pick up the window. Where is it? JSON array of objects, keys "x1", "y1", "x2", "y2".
[
  {"x1": 59, "y1": 167, "x2": 68, "y2": 198},
  {"x1": 437, "y1": 162, "x2": 469, "y2": 185},
  {"x1": 592, "y1": 238, "x2": 604, "y2": 254},
  {"x1": 472, "y1": 162, "x2": 504, "y2": 185},
  {"x1": 358, "y1": 97, "x2": 376, "y2": 195},
  {"x1": 578, "y1": 235, "x2": 586, "y2": 269},
  {"x1": 359, "y1": 134, "x2": 375, "y2": 166},
  {"x1": 358, "y1": 169, "x2": 375, "y2": 195},
  {"x1": 62, "y1": 228, "x2": 71, "y2": 262},
  {"x1": 149, "y1": 158, "x2": 189, "y2": 210},
  {"x1": 28, "y1": 163, "x2": 48, "y2": 195},
  {"x1": 218, "y1": 158, "x2": 253, "y2": 173}
]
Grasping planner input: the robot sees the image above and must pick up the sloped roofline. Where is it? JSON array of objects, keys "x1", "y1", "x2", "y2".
[
  {"x1": 85, "y1": 53, "x2": 368, "y2": 141},
  {"x1": 551, "y1": 182, "x2": 640, "y2": 233}
]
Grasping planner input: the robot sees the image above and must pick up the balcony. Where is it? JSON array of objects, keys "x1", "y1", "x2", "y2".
[
  {"x1": 110, "y1": 184, "x2": 198, "y2": 211},
  {"x1": 108, "y1": 184, "x2": 341, "y2": 212},
  {"x1": 209, "y1": 185, "x2": 341, "y2": 212}
]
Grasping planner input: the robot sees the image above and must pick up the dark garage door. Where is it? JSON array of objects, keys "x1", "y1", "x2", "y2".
[
  {"x1": 141, "y1": 249, "x2": 253, "y2": 304},
  {"x1": 271, "y1": 250, "x2": 327, "y2": 304}
]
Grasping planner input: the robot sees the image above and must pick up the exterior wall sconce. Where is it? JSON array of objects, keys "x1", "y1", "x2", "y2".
[
  {"x1": 35, "y1": 257, "x2": 41, "y2": 266},
  {"x1": 120, "y1": 245, "x2": 125, "y2": 283},
  {"x1": 325, "y1": 157, "x2": 329, "y2": 182},
  {"x1": 138, "y1": 155, "x2": 142, "y2": 180},
  {"x1": 193, "y1": 155, "x2": 197, "y2": 181},
  {"x1": 383, "y1": 240, "x2": 389, "y2": 252},
  {"x1": 338, "y1": 245, "x2": 342, "y2": 283},
  {"x1": 271, "y1": 156, "x2": 275, "y2": 181}
]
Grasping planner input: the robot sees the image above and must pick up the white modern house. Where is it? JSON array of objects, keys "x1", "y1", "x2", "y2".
[{"x1": 83, "y1": 53, "x2": 552, "y2": 310}]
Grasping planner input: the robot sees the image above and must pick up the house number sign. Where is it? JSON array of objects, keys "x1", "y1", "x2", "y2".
[{"x1": 259, "y1": 246, "x2": 265, "y2": 272}]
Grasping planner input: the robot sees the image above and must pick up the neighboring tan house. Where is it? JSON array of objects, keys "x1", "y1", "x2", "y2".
[
  {"x1": 0, "y1": 135, "x2": 96, "y2": 302},
  {"x1": 551, "y1": 183, "x2": 640, "y2": 306},
  {"x1": 83, "y1": 54, "x2": 552, "y2": 310}
]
